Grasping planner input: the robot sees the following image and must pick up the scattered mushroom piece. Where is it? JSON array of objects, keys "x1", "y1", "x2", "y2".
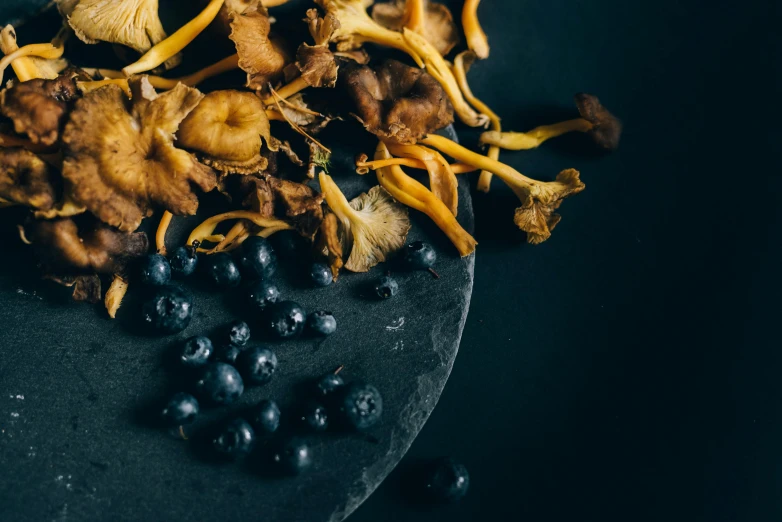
[
  {"x1": 177, "y1": 90, "x2": 276, "y2": 176},
  {"x1": 229, "y1": 0, "x2": 289, "y2": 92},
  {"x1": 319, "y1": 171, "x2": 410, "y2": 272},
  {"x1": 462, "y1": 0, "x2": 489, "y2": 59},
  {"x1": 0, "y1": 25, "x2": 68, "y2": 81},
  {"x1": 384, "y1": 142, "x2": 458, "y2": 216},
  {"x1": 187, "y1": 210, "x2": 290, "y2": 247},
  {"x1": 105, "y1": 274, "x2": 129, "y2": 318},
  {"x1": 61, "y1": 77, "x2": 216, "y2": 232},
  {"x1": 480, "y1": 93, "x2": 623, "y2": 151},
  {"x1": 372, "y1": 0, "x2": 459, "y2": 56},
  {"x1": 317, "y1": 211, "x2": 343, "y2": 280},
  {"x1": 290, "y1": 9, "x2": 340, "y2": 89},
  {"x1": 267, "y1": 176, "x2": 325, "y2": 238},
  {"x1": 340, "y1": 59, "x2": 453, "y2": 145},
  {"x1": 421, "y1": 134, "x2": 585, "y2": 244},
  {"x1": 0, "y1": 148, "x2": 57, "y2": 210},
  {"x1": 0, "y1": 40, "x2": 66, "y2": 85}
]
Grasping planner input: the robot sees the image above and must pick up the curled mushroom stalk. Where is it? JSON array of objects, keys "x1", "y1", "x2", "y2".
[
  {"x1": 421, "y1": 134, "x2": 585, "y2": 244},
  {"x1": 0, "y1": 25, "x2": 68, "y2": 81},
  {"x1": 480, "y1": 94, "x2": 623, "y2": 151},
  {"x1": 371, "y1": 0, "x2": 459, "y2": 56}
]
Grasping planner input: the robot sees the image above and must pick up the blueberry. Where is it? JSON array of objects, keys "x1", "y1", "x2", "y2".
[
  {"x1": 272, "y1": 438, "x2": 312, "y2": 475},
  {"x1": 374, "y1": 276, "x2": 399, "y2": 299},
  {"x1": 141, "y1": 285, "x2": 193, "y2": 334},
  {"x1": 338, "y1": 382, "x2": 383, "y2": 431},
  {"x1": 425, "y1": 457, "x2": 470, "y2": 503},
  {"x1": 404, "y1": 241, "x2": 437, "y2": 270},
  {"x1": 227, "y1": 320, "x2": 251, "y2": 346},
  {"x1": 299, "y1": 402, "x2": 328, "y2": 432},
  {"x1": 237, "y1": 347, "x2": 278, "y2": 385},
  {"x1": 315, "y1": 372, "x2": 345, "y2": 398},
  {"x1": 272, "y1": 230, "x2": 308, "y2": 262},
  {"x1": 310, "y1": 262, "x2": 332, "y2": 287},
  {"x1": 215, "y1": 343, "x2": 243, "y2": 365},
  {"x1": 262, "y1": 301, "x2": 306, "y2": 339},
  {"x1": 212, "y1": 418, "x2": 255, "y2": 459},
  {"x1": 237, "y1": 236, "x2": 276, "y2": 279},
  {"x1": 202, "y1": 252, "x2": 241, "y2": 289},
  {"x1": 195, "y1": 363, "x2": 244, "y2": 405},
  {"x1": 246, "y1": 280, "x2": 280, "y2": 312},
  {"x1": 160, "y1": 392, "x2": 199, "y2": 427},
  {"x1": 139, "y1": 254, "x2": 171, "y2": 286},
  {"x1": 306, "y1": 311, "x2": 337, "y2": 336},
  {"x1": 169, "y1": 246, "x2": 198, "y2": 277},
  {"x1": 252, "y1": 399, "x2": 281, "y2": 434},
  {"x1": 179, "y1": 336, "x2": 213, "y2": 368}
]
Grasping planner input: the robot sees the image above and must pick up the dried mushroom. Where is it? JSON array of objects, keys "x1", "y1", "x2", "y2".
[
  {"x1": 61, "y1": 77, "x2": 216, "y2": 232},
  {"x1": 290, "y1": 9, "x2": 341, "y2": 89},
  {"x1": 267, "y1": 176, "x2": 325, "y2": 238},
  {"x1": 317, "y1": 211, "x2": 343, "y2": 280},
  {"x1": 0, "y1": 25, "x2": 68, "y2": 81},
  {"x1": 0, "y1": 148, "x2": 57, "y2": 210},
  {"x1": 480, "y1": 93, "x2": 623, "y2": 151},
  {"x1": 341, "y1": 59, "x2": 453, "y2": 144},
  {"x1": 229, "y1": 0, "x2": 288, "y2": 92},
  {"x1": 177, "y1": 90, "x2": 275, "y2": 175},
  {"x1": 319, "y1": 172, "x2": 410, "y2": 272},
  {"x1": 372, "y1": 0, "x2": 459, "y2": 56},
  {"x1": 0, "y1": 69, "x2": 87, "y2": 146},
  {"x1": 44, "y1": 274, "x2": 102, "y2": 303},
  {"x1": 30, "y1": 217, "x2": 149, "y2": 274}
]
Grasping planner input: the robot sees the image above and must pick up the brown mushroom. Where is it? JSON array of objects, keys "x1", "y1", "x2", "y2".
[
  {"x1": 229, "y1": 0, "x2": 289, "y2": 92},
  {"x1": 371, "y1": 0, "x2": 459, "y2": 56},
  {"x1": 177, "y1": 90, "x2": 276, "y2": 175},
  {"x1": 291, "y1": 9, "x2": 341, "y2": 89},
  {"x1": 267, "y1": 176, "x2": 325, "y2": 238},
  {"x1": 0, "y1": 148, "x2": 57, "y2": 210},
  {"x1": 45, "y1": 274, "x2": 103, "y2": 303},
  {"x1": 340, "y1": 59, "x2": 453, "y2": 144},
  {"x1": 60, "y1": 77, "x2": 216, "y2": 232}
]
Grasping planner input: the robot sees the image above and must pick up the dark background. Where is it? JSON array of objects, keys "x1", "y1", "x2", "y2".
[{"x1": 353, "y1": 0, "x2": 779, "y2": 521}]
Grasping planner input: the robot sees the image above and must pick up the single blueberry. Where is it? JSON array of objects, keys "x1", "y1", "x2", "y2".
[
  {"x1": 262, "y1": 301, "x2": 306, "y2": 339},
  {"x1": 202, "y1": 252, "x2": 241, "y2": 289},
  {"x1": 179, "y1": 336, "x2": 213, "y2": 368},
  {"x1": 139, "y1": 254, "x2": 171, "y2": 286},
  {"x1": 306, "y1": 311, "x2": 337, "y2": 336},
  {"x1": 213, "y1": 418, "x2": 255, "y2": 459},
  {"x1": 338, "y1": 382, "x2": 383, "y2": 431},
  {"x1": 315, "y1": 372, "x2": 345, "y2": 398},
  {"x1": 299, "y1": 402, "x2": 328, "y2": 433},
  {"x1": 227, "y1": 320, "x2": 251, "y2": 346},
  {"x1": 160, "y1": 392, "x2": 199, "y2": 427},
  {"x1": 310, "y1": 262, "x2": 332, "y2": 288},
  {"x1": 141, "y1": 285, "x2": 193, "y2": 335},
  {"x1": 237, "y1": 236, "x2": 276, "y2": 279},
  {"x1": 215, "y1": 343, "x2": 243, "y2": 365},
  {"x1": 169, "y1": 246, "x2": 198, "y2": 277},
  {"x1": 246, "y1": 280, "x2": 280, "y2": 312},
  {"x1": 195, "y1": 363, "x2": 244, "y2": 405},
  {"x1": 374, "y1": 276, "x2": 399, "y2": 299},
  {"x1": 271, "y1": 230, "x2": 309, "y2": 262},
  {"x1": 272, "y1": 438, "x2": 312, "y2": 475},
  {"x1": 404, "y1": 241, "x2": 437, "y2": 270},
  {"x1": 425, "y1": 457, "x2": 470, "y2": 503},
  {"x1": 237, "y1": 347, "x2": 278, "y2": 385},
  {"x1": 251, "y1": 399, "x2": 281, "y2": 434}
]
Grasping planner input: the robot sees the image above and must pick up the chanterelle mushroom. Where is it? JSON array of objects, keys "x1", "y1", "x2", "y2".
[
  {"x1": 177, "y1": 90, "x2": 276, "y2": 175},
  {"x1": 0, "y1": 25, "x2": 68, "y2": 81},
  {"x1": 293, "y1": 9, "x2": 340, "y2": 88},
  {"x1": 340, "y1": 59, "x2": 453, "y2": 144},
  {"x1": 0, "y1": 148, "x2": 57, "y2": 210},
  {"x1": 372, "y1": 0, "x2": 459, "y2": 56},
  {"x1": 57, "y1": 0, "x2": 181, "y2": 70},
  {"x1": 61, "y1": 76, "x2": 216, "y2": 232},
  {"x1": 229, "y1": 0, "x2": 289, "y2": 92}
]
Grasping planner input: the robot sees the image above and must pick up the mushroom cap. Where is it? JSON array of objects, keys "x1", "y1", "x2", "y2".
[
  {"x1": 177, "y1": 90, "x2": 273, "y2": 175},
  {"x1": 513, "y1": 169, "x2": 585, "y2": 244},
  {"x1": 340, "y1": 59, "x2": 453, "y2": 144},
  {"x1": 0, "y1": 69, "x2": 87, "y2": 146},
  {"x1": 61, "y1": 77, "x2": 216, "y2": 232},
  {"x1": 372, "y1": 0, "x2": 459, "y2": 56},
  {"x1": 574, "y1": 93, "x2": 622, "y2": 150},
  {"x1": 0, "y1": 148, "x2": 57, "y2": 210},
  {"x1": 267, "y1": 176, "x2": 324, "y2": 238},
  {"x1": 296, "y1": 43, "x2": 339, "y2": 88},
  {"x1": 229, "y1": 0, "x2": 289, "y2": 91}
]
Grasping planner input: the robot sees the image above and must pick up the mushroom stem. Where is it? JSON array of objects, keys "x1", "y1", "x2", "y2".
[
  {"x1": 385, "y1": 141, "x2": 458, "y2": 216},
  {"x1": 77, "y1": 78, "x2": 132, "y2": 97},
  {"x1": 0, "y1": 133, "x2": 55, "y2": 153},
  {"x1": 374, "y1": 142, "x2": 476, "y2": 256},
  {"x1": 480, "y1": 118, "x2": 594, "y2": 150},
  {"x1": 156, "y1": 211, "x2": 174, "y2": 255},
  {"x1": 261, "y1": 76, "x2": 310, "y2": 105},
  {"x1": 257, "y1": 224, "x2": 292, "y2": 238},
  {"x1": 265, "y1": 109, "x2": 286, "y2": 121},
  {"x1": 213, "y1": 220, "x2": 249, "y2": 252},
  {"x1": 404, "y1": 0, "x2": 427, "y2": 34},
  {"x1": 0, "y1": 42, "x2": 64, "y2": 85},
  {"x1": 0, "y1": 26, "x2": 39, "y2": 81},
  {"x1": 318, "y1": 171, "x2": 359, "y2": 228},
  {"x1": 462, "y1": 0, "x2": 489, "y2": 59},
  {"x1": 105, "y1": 274, "x2": 128, "y2": 319},
  {"x1": 263, "y1": 0, "x2": 292, "y2": 6},
  {"x1": 122, "y1": 0, "x2": 226, "y2": 76},
  {"x1": 187, "y1": 210, "x2": 289, "y2": 246},
  {"x1": 355, "y1": 155, "x2": 476, "y2": 174}
]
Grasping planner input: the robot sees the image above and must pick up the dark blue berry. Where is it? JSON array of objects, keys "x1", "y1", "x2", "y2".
[
  {"x1": 139, "y1": 254, "x2": 171, "y2": 286},
  {"x1": 169, "y1": 246, "x2": 198, "y2": 277},
  {"x1": 404, "y1": 241, "x2": 437, "y2": 270},
  {"x1": 195, "y1": 363, "x2": 244, "y2": 405},
  {"x1": 160, "y1": 392, "x2": 199, "y2": 427},
  {"x1": 237, "y1": 347, "x2": 277, "y2": 385},
  {"x1": 272, "y1": 230, "x2": 308, "y2": 262},
  {"x1": 212, "y1": 418, "x2": 255, "y2": 459},
  {"x1": 215, "y1": 343, "x2": 243, "y2": 365},
  {"x1": 237, "y1": 236, "x2": 276, "y2": 279},
  {"x1": 338, "y1": 382, "x2": 383, "y2": 431},
  {"x1": 141, "y1": 285, "x2": 193, "y2": 334},
  {"x1": 425, "y1": 457, "x2": 470, "y2": 503},
  {"x1": 310, "y1": 262, "x2": 332, "y2": 287},
  {"x1": 202, "y1": 252, "x2": 241, "y2": 289},
  {"x1": 252, "y1": 399, "x2": 280, "y2": 434},
  {"x1": 179, "y1": 336, "x2": 213, "y2": 368},
  {"x1": 262, "y1": 301, "x2": 305, "y2": 339},
  {"x1": 307, "y1": 311, "x2": 337, "y2": 336},
  {"x1": 374, "y1": 276, "x2": 399, "y2": 299},
  {"x1": 315, "y1": 372, "x2": 345, "y2": 398},
  {"x1": 300, "y1": 402, "x2": 328, "y2": 432},
  {"x1": 227, "y1": 320, "x2": 251, "y2": 346},
  {"x1": 272, "y1": 438, "x2": 312, "y2": 475},
  {"x1": 246, "y1": 280, "x2": 280, "y2": 311}
]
